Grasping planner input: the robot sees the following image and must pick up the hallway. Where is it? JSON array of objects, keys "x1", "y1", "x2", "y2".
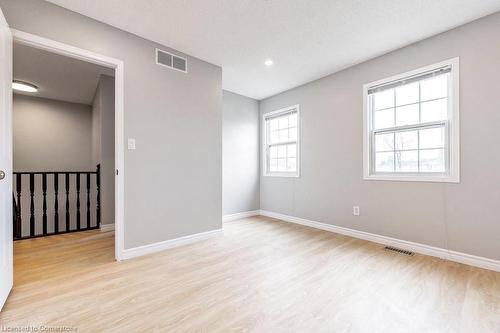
[{"x1": 13, "y1": 229, "x2": 114, "y2": 287}]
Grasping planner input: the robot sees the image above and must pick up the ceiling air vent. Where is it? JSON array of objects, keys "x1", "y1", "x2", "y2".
[{"x1": 156, "y1": 48, "x2": 187, "y2": 73}]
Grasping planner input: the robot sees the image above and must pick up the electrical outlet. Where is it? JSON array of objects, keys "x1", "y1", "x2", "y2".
[{"x1": 353, "y1": 206, "x2": 360, "y2": 216}]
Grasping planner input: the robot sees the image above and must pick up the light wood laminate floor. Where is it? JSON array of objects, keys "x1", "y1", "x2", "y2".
[{"x1": 1, "y1": 216, "x2": 499, "y2": 332}]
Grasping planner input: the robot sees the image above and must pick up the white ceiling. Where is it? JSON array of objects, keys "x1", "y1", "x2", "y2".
[
  {"x1": 13, "y1": 42, "x2": 114, "y2": 105},
  {"x1": 45, "y1": 0, "x2": 500, "y2": 100}
]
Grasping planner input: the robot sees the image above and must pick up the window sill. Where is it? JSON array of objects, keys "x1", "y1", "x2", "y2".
[
  {"x1": 364, "y1": 174, "x2": 460, "y2": 183},
  {"x1": 263, "y1": 173, "x2": 300, "y2": 178}
]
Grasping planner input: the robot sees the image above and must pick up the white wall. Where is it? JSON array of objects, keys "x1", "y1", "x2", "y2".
[
  {"x1": 13, "y1": 94, "x2": 92, "y2": 171},
  {"x1": 92, "y1": 75, "x2": 115, "y2": 226},
  {"x1": 259, "y1": 12, "x2": 500, "y2": 261},
  {"x1": 222, "y1": 91, "x2": 260, "y2": 215}
]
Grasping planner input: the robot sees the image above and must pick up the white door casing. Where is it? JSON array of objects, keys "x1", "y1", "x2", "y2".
[{"x1": 11, "y1": 29, "x2": 125, "y2": 262}]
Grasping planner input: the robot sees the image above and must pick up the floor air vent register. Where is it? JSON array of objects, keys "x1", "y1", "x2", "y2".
[{"x1": 384, "y1": 246, "x2": 415, "y2": 256}]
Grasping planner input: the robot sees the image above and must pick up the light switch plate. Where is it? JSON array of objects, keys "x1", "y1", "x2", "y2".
[{"x1": 128, "y1": 138, "x2": 136, "y2": 150}]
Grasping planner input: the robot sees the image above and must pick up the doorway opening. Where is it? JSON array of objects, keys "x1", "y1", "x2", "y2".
[
  {"x1": 11, "y1": 40, "x2": 117, "y2": 285},
  {"x1": 10, "y1": 30, "x2": 125, "y2": 267}
]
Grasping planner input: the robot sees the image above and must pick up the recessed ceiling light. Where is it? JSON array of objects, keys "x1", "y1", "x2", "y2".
[
  {"x1": 12, "y1": 80, "x2": 38, "y2": 93},
  {"x1": 264, "y1": 59, "x2": 274, "y2": 67}
]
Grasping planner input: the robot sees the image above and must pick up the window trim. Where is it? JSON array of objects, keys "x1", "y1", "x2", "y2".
[
  {"x1": 363, "y1": 58, "x2": 460, "y2": 183},
  {"x1": 262, "y1": 105, "x2": 300, "y2": 178}
]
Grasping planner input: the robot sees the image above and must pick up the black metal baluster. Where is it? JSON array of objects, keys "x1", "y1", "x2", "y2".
[
  {"x1": 42, "y1": 173, "x2": 47, "y2": 235},
  {"x1": 54, "y1": 173, "x2": 59, "y2": 234},
  {"x1": 76, "y1": 172, "x2": 81, "y2": 230},
  {"x1": 65, "y1": 173, "x2": 70, "y2": 232},
  {"x1": 86, "y1": 173, "x2": 91, "y2": 229},
  {"x1": 15, "y1": 173, "x2": 22, "y2": 238},
  {"x1": 96, "y1": 165, "x2": 101, "y2": 229},
  {"x1": 29, "y1": 174, "x2": 35, "y2": 237},
  {"x1": 13, "y1": 194, "x2": 19, "y2": 239}
]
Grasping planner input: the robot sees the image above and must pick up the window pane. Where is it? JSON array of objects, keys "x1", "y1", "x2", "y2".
[
  {"x1": 375, "y1": 133, "x2": 394, "y2": 152},
  {"x1": 395, "y1": 82, "x2": 419, "y2": 106},
  {"x1": 421, "y1": 98, "x2": 447, "y2": 123},
  {"x1": 289, "y1": 127, "x2": 297, "y2": 141},
  {"x1": 368, "y1": 67, "x2": 454, "y2": 178},
  {"x1": 277, "y1": 158, "x2": 286, "y2": 171},
  {"x1": 278, "y1": 116, "x2": 288, "y2": 129},
  {"x1": 278, "y1": 129, "x2": 288, "y2": 142},
  {"x1": 420, "y1": 149, "x2": 445, "y2": 172},
  {"x1": 395, "y1": 130, "x2": 418, "y2": 151},
  {"x1": 265, "y1": 108, "x2": 299, "y2": 175},
  {"x1": 375, "y1": 152, "x2": 395, "y2": 172},
  {"x1": 420, "y1": 127, "x2": 445, "y2": 149},
  {"x1": 278, "y1": 145, "x2": 287, "y2": 158},
  {"x1": 374, "y1": 108, "x2": 394, "y2": 129},
  {"x1": 270, "y1": 130, "x2": 279, "y2": 143},
  {"x1": 395, "y1": 150, "x2": 418, "y2": 172},
  {"x1": 421, "y1": 74, "x2": 448, "y2": 101},
  {"x1": 269, "y1": 118, "x2": 279, "y2": 131},
  {"x1": 373, "y1": 89, "x2": 394, "y2": 110},
  {"x1": 270, "y1": 146, "x2": 278, "y2": 158},
  {"x1": 287, "y1": 144, "x2": 296, "y2": 158},
  {"x1": 395, "y1": 104, "x2": 419, "y2": 127},
  {"x1": 289, "y1": 113, "x2": 297, "y2": 127},
  {"x1": 269, "y1": 158, "x2": 278, "y2": 172},
  {"x1": 287, "y1": 158, "x2": 296, "y2": 171}
]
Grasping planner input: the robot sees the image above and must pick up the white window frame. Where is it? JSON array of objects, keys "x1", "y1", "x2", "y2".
[
  {"x1": 363, "y1": 58, "x2": 460, "y2": 183},
  {"x1": 262, "y1": 105, "x2": 300, "y2": 177}
]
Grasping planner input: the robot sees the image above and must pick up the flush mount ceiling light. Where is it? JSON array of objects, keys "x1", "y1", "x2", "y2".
[
  {"x1": 264, "y1": 59, "x2": 274, "y2": 67},
  {"x1": 12, "y1": 80, "x2": 38, "y2": 93}
]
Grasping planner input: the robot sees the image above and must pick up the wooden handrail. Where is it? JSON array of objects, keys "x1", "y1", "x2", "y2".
[{"x1": 13, "y1": 171, "x2": 98, "y2": 174}]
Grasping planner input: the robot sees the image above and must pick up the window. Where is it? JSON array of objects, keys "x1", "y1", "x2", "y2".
[
  {"x1": 263, "y1": 105, "x2": 299, "y2": 177},
  {"x1": 363, "y1": 58, "x2": 460, "y2": 182}
]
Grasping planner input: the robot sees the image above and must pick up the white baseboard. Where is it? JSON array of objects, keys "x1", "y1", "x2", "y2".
[
  {"x1": 100, "y1": 224, "x2": 115, "y2": 232},
  {"x1": 0, "y1": 281, "x2": 12, "y2": 312},
  {"x1": 223, "y1": 210, "x2": 260, "y2": 222},
  {"x1": 259, "y1": 210, "x2": 500, "y2": 273},
  {"x1": 122, "y1": 229, "x2": 223, "y2": 260}
]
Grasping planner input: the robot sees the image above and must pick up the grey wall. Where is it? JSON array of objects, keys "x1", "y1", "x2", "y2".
[
  {"x1": 260, "y1": 12, "x2": 500, "y2": 261},
  {"x1": 91, "y1": 82, "x2": 101, "y2": 167},
  {"x1": 1, "y1": 0, "x2": 222, "y2": 249},
  {"x1": 13, "y1": 94, "x2": 92, "y2": 171},
  {"x1": 13, "y1": 94, "x2": 97, "y2": 237},
  {"x1": 222, "y1": 91, "x2": 260, "y2": 215},
  {"x1": 92, "y1": 75, "x2": 115, "y2": 226}
]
